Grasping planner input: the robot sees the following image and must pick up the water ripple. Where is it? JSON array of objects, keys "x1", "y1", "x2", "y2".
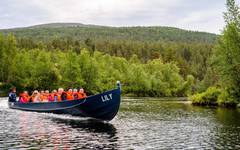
[{"x1": 0, "y1": 98, "x2": 240, "y2": 149}]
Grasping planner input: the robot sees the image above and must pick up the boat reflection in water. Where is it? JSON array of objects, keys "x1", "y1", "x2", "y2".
[{"x1": 17, "y1": 111, "x2": 118, "y2": 149}]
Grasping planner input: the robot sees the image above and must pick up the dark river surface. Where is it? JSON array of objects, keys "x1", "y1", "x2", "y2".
[{"x1": 0, "y1": 97, "x2": 240, "y2": 149}]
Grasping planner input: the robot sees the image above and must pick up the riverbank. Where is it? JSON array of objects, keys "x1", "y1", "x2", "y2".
[{"x1": 189, "y1": 87, "x2": 240, "y2": 108}]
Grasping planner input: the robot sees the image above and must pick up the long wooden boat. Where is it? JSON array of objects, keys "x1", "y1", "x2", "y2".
[{"x1": 8, "y1": 82, "x2": 121, "y2": 121}]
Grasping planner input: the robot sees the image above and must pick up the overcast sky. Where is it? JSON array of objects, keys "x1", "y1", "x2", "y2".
[{"x1": 0, "y1": 0, "x2": 229, "y2": 33}]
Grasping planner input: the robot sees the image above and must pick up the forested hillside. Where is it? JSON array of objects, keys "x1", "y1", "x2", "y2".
[
  {"x1": 1, "y1": 23, "x2": 217, "y2": 43},
  {"x1": 0, "y1": 23, "x2": 218, "y2": 96}
]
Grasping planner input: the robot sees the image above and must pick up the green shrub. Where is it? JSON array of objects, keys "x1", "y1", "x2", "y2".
[
  {"x1": 217, "y1": 89, "x2": 238, "y2": 107},
  {"x1": 190, "y1": 87, "x2": 221, "y2": 105}
]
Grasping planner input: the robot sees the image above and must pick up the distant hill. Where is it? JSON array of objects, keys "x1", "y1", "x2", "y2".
[
  {"x1": 0, "y1": 23, "x2": 218, "y2": 44},
  {"x1": 28, "y1": 23, "x2": 103, "y2": 29}
]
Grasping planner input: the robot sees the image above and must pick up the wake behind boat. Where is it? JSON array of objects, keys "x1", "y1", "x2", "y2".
[{"x1": 8, "y1": 81, "x2": 121, "y2": 121}]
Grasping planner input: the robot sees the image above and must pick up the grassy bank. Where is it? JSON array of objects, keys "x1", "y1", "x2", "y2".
[{"x1": 189, "y1": 87, "x2": 239, "y2": 107}]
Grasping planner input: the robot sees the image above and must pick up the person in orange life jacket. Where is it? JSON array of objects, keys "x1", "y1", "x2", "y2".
[
  {"x1": 40, "y1": 90, "x2": 48, "y2": 102},
  {"x1": 67, "y1": 89, "x2": 73, "y2": 100},
  {"x1": 78, "y1": 88, "x2": 87, "y2": 99},
  {"x1": 31, "y1": 90, "x2": 41, "y2": 103},
  {"x1": 45, "y1": 90, "x2": 52, "y2": 102},
  {"x1": 51, "y1": 90, "x2": 58, "y2": 102},
  {"x1": 24, "y1": 91, "x2": 30, "y2": 102},
  {"x1": 8, "y1": 87, "x2": 17, "y2": 102},
  {"x1": 19, "y1": 91, "x2": 30, "y2": 103},
  {"x1": 57, "y1": 88, "x2": 63, "y2": 101},
  {"x1": 73, "y1": 89, "x2": 79, "y2": 100},
  {"x1": 58, "y1": 88, "x2": 67, "y2": 101},
  {"x1": 19, "y1": 92, "x2": 24, "y2": 103}
]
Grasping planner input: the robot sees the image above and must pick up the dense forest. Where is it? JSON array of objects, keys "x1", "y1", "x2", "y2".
[
  {"x1": 0, "y1": 12, "x2": 222, "y2": 98},
  {"x1": 0, "y1": 34, "x2": 195, "y2": 97},
  {"x1": 190, "y1": 0, "x2": 240, "y2": 107}
]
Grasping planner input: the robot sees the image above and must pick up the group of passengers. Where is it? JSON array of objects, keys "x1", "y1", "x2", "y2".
[{"x1": 17, "y1": 88, "x2": 87, "y2": 103}]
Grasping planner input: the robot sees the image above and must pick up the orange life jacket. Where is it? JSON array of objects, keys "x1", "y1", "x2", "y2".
[
  {"x1": 57, "y1": 93, "x2": 61, "y2": 102},
  {"x1": 23, "y1": 94, "x2": 30, "y2": 102},
  {"x1": 40, "y1": 94, "x2": 48, "y2": 102},
  {"x1": 67, "y1": 92, "x2": 73, "y2": 100},
  {"x1": 20, "y1": 93, "x2": 30, "y2": 103},
  {"x1": 78, "y1": 92, "x2": 87, "y2": 99}
]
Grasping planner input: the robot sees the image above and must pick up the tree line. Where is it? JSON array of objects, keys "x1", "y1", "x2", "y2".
[
  {"x1": 0, "y1": 34, "x2": 217, "y2": 92},
  {"x1": 0, "y1": 34, "x2": 194, "y2": 97}
]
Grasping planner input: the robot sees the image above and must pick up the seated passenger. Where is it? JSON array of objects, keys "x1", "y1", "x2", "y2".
[
  {"x1": 78, "y1": 88, "x2": 87, "y2": 99},
  {"x1": 8, "y1": 87, "x2": 17, "y2": 102},
  {"x1": 45, "y1": 90, "x2": 53, "y2": 102},
  {"x1": 19, "y1": 91, "x2": 30, "y2": 103},
  {"x1": 40, "y1": 90, "x2": 48, "y2": 102},
  {"x1": 67, "y1": 89, "x2": 73, "y2": 100},
  {"x1": 31, "y1": 90, "x2": 41, "y2": 103},
  {"x1": 19, "y1": 92, "x2": 24, "y2": 102},
  {"x1": 58, "y1": 88, "x2": 67, "y2": 101},
  {"x1": 73, "y1": 89, "x2": 79, "y2": 100},
  {"x1": 51, "y1": 90, "x2": 58, "y2": 102}
]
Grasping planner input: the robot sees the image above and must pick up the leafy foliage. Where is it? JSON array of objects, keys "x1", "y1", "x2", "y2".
[
  {"x1": 190, "y1": 87, "x2": 221, "y2": 105},
  {"x1": 212, "y1": 0, "x2": 240, "y2": 105},
  {"x1": 0, "y1": 34, "x2": 195, "y2": 96},
  {"x1": 191, "y1": 0, "x2": 240, "y2": 106},
  {"x1": 0, "y1": 24, "x2": 217, "y2": 91}
]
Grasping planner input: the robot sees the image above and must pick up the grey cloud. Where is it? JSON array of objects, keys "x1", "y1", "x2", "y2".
[
  {"x1": 0, "y1": 0, "x2": 50, "y2": 28},
  {"x1": 0, "y1": 0, "x2": 228, "y2": 33}
]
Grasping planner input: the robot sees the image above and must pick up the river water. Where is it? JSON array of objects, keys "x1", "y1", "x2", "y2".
[{"x1": 0, "y1": 97, "x2": 240, "y2": 149}]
